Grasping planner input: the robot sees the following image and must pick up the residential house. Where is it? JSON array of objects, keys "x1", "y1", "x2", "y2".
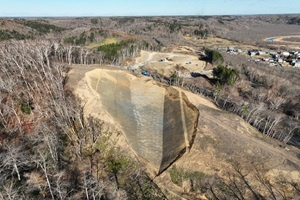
[
  {"x1": 281, "y1": 52, "x2": 290, "y2": 57},
  {"x1": 293, "y1": 61, "x2": 300, "y2": 68}
]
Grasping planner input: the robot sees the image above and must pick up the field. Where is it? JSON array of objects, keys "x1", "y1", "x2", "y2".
[
  {"x1": 262, "y1": 35, "x2": 300, "y2": 50},
  {"x1": 269, "y1": 35, "x2": 300, "y2": 44},
  {"x1": 184, "y1": 36, "x2": 259, "y2": 51},
  {"x1": 87, "y1": 37, "x2": 119, "y2": 48},
  {"x1": 283, "y1": 36, "x2": 300, "y2": 43}
]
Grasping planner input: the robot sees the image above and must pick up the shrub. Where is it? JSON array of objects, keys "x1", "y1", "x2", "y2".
[
  {"x1": 142, "y1": 40, "x2": 150, "y2": 48},
  {"x1": 63, "y1": 36, "x2": 77, "y2": 44},
  {"x1": 169, "y1": 165, "x2": 206, "y2": 187},
  {"x1": 20, "y1": 101, "x2": 31, "y2": 115},
  {"x1": 89, "y1": 32, "x2": 95, "y2": 42},
  {"x1": 194, "y1": 29, "x2": 209, "y2": 38},
  {"x1": 213, "y1": 65, "x2": 239, "y2": 86},
  {"x1": 204, "y1": 49, "x2": 224, "y2": 65},
  {"x1": 168, "y1": 21, "x2": 182, "y2": 33},
  {"x1": 97, "y1": 29, "x2": 108, "y2": 37},
  {"x1": 75, "y1": 32, "x2": 87, "y2": 45},
  {"x1": 214, "y1": 81, "x2": 222, "y2": 98},
  {"x1": 63, "y1": 32, "x2": 87, "y2": 45},
  {"x1": 169, "y1": 165, "x2": 185, "y2": 186},
  {"x1": 98, "y1": 39, "x2": 135, "y2": 61},
  {"x1": 91, "y1": 18, "x2": 98, "y2": 25},
  {"x1": 169, "y1": 71, "x2": 182, "y2": 86}
]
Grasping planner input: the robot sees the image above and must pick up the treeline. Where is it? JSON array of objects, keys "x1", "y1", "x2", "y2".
[
  {"x1": 97, "y1": 39, "x2": 136, "y2": 61},
  {"x1": 194, "y1": 29, "x2": 209, "y2": 38},
  {"x1": 20, "y1": 20, "x2": 66, "y2": 35},
  {"x1": 63, "y1": 32, "x2": 95, "y2": 45},
  {"x1": 287, "y1": 17, "x2": 300, "y2": 25},
  {"x1": 62, "y1": 31, "x2": 163, "y2": 65},
  {"x1": 168, "y1": 21, "x2": 182, "y2": 33},
  {"x1": 112, "y1": 17, "x2": 135, "y2": 25},
  {"x1": 63, "y1": 29, "x2": 112, "y2": 46},
  {"x1": 0, "y1": 20, "x2": 66, "y2": 41},
  {"x1": 0, "y1": 30, "x2": 30, "y2": 41}
]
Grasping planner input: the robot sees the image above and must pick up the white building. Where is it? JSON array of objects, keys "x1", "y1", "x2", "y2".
[
  {"x1": 258, "y1": 51, "x2": 267, "y2": 55},
  {"x1": 293, "y1": 61, "x2": 300, "y2": 68},
  {"x1": 281, "y1": 52, "x2": 290, "y2": 57},
  {"x1": 277, "y1": 58, "x2": 283, "y2": 63}
]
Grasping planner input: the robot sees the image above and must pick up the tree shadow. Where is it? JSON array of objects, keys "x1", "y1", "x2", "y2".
[{"x1": 190, "y1": 72, "x2": 218, "y2": 85}]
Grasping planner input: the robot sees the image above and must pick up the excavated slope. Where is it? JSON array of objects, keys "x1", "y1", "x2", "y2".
[
  {"x1": 68, "y1": 66, "x2": 199, "y2": 173},
  {"x1": 68, "y1": 65, "x2": 300, "y2": 199}
]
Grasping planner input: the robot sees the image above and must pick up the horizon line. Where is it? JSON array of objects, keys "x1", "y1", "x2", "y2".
[{"x1": 0, "y1": 13, "x2": 299, "y2": 18}]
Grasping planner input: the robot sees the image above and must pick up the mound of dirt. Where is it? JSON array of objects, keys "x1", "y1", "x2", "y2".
[
  {"x1": 67, "y1": 65, "x2": 199, "y2": 174},
  {"x1": 156, "y1": 88, "x2": 300, "y2": 199},
  {"x1": 67, "y1": 65, "x2": 300, "y2": 199}
]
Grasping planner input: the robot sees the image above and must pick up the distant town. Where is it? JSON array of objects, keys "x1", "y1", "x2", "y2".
[{"x1": 226, "y1": 47, "x2": 300, "y2": 68}]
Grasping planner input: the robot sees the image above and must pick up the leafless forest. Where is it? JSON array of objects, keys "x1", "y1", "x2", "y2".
[{"x1": 0, "y1": 15, "x2": 300, "y2": 199}]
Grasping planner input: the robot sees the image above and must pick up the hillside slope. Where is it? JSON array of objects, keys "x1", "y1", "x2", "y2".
[
  {"x1": 67, "y1": 65, "x2": 199, "y2": 174},
  {"x1": 67, "y1": 65, "x2": 300, "y2": 199}
]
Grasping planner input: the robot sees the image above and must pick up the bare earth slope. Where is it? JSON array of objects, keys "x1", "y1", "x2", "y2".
[
  {"x1": 67, "y1": 65, "x2": 300, "y2": 199},
  {"x1": 67, "y1": 65, "x2": 199, "y2": 174},
  {"x1": 157, "y1": 90, "x2": 300, "y2": 199}
]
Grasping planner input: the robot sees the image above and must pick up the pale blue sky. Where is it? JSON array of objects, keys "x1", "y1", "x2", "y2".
[{"x1": 0, "y1": 0, "x2": 299, "y2": 17}]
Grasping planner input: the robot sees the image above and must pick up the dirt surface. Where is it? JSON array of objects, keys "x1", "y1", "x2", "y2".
[
  {"x1": 67, "y1": 65, "x2": 200, "y2": 174},
  {"x1": 155, "y1": 95, "x2": 300, "y2": 198},
  {"x1": 68, "y1": 64, "x2": 300, "y2": 199},
  {"x1": 132, "y1": 50, "x2": 207, "y2": 77},
  {"x1": 184, "y1": 36, "x2": 259, "y2": 50},
  {"x1": 265, "y1": 35, "x2": 300, "y2": 45}
]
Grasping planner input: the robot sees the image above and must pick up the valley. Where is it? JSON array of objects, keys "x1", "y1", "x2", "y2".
[{"x1": 0, "y1": 14, "x2": 300, "y2": 199}]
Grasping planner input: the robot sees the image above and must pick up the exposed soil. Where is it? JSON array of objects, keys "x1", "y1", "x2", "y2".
[
  {"x1": 265, "y1": 35, "x2": 300, "y2": 45},
  {"x1": 132, "y1": 50, "x2": 207, "y2": 77},
  {"x1": 68, "y1": 64, "x2": 300, "y2": 199},
  {"x1": 156, "y1": 90, "x2": 300, "y2": 199}
]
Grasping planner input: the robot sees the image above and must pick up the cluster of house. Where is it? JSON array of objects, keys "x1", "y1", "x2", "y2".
[
  {"x1": 226, "y1": 48, "x2": 243, "y2": 54},
  {"x1": 226, "y1": 47, "x2": 300, "y2": 68}
]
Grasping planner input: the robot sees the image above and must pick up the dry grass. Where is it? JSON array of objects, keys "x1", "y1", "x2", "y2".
[
  {"x1": 87, "y1": 37, "x2": 119, "y2": 48},
  {"x1": 184, "y1": 36, "x2": 258, "y2": 50},
  {"x1": 267, "y1": 35, "x2": 300, "y2": 45}
]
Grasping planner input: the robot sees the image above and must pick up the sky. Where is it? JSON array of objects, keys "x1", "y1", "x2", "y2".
[{"x1": 0, "y1": 0, "x2": 299, "y2": 17}]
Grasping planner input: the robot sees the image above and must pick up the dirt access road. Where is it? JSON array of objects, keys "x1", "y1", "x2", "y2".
[
  {"x1": 265, "y1": 35, "x2": 300, "y2": 44},
  {"x1": 132, "y1": 50, "x2": 208, "y2": 77}
]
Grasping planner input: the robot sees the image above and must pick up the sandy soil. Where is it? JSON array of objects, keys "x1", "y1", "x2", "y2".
[
  {"x1": 68, "y1": 64, "x2": 300, "y2": 200},
  {"x1": 133, "y1": 50, "x2": 207, "y2": 77},
  {"x1": 265, "y1": 35, "x2": 300, "y2": 45},
  {"x1": 155, "y1": 86, "x2": 300, "y2": 199}
]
